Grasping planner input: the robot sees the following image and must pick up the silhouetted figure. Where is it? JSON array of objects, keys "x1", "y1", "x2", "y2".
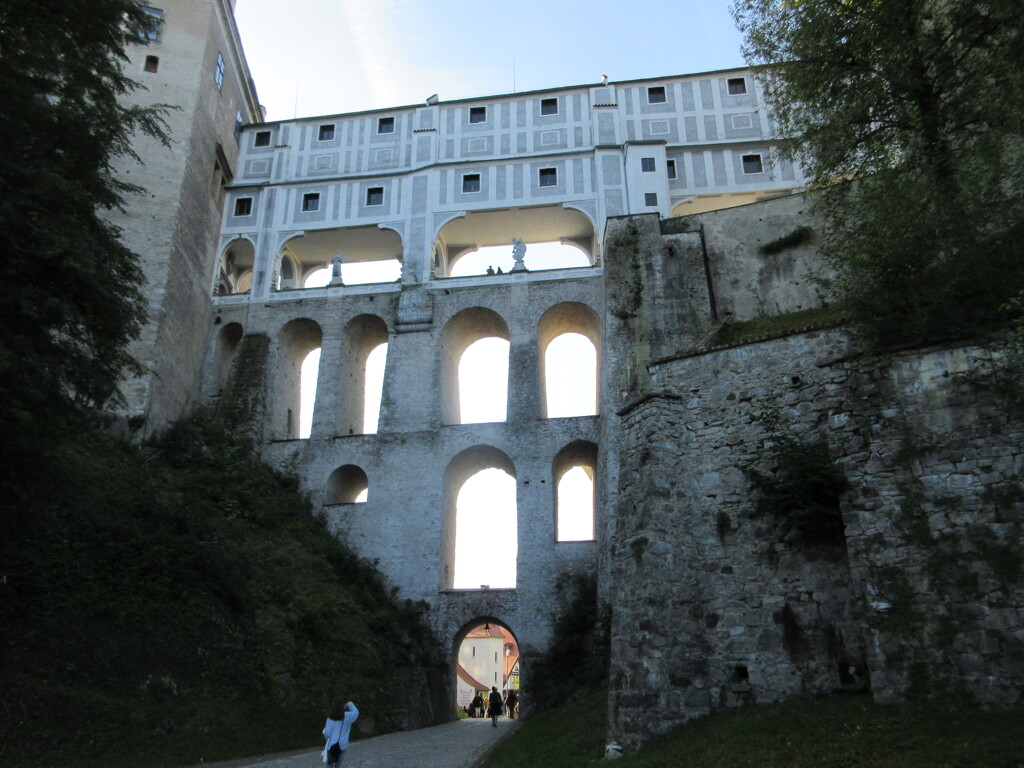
[
  {"x1": 488, "y1": 686, "x2": 503, "y2": 727},
  {"x1": 505, "y1": 689, "x2": 518, "y2": 719},
  {"x1": 486, "y1": 266, "x2": 495, "y2": 275},
  {"x1": 471, "y1": 692, "x2": 484, "y2": 718}
]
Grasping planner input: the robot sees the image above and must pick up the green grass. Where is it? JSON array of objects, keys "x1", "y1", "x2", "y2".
[
  {"x1": 483, "y1": 690, "x2": 1024, "y2": 768},
  {"x1": 715, "y1": 305, "x2": 849, "y2": 347}
]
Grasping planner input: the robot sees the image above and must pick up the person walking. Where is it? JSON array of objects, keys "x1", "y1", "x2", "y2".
[
  {"x1": 487, "y1": 686, "x2": 503, "y2": 727},
  {"x1": 323, "y1": 697, "x2": 359, "y2": 767},
  {"x1": 505, "y1": 689, "x2": 517, "y2": 719}
]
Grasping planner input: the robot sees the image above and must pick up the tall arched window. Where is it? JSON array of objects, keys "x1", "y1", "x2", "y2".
[
  {"x1": 272, "y1": 318, "x2": 322, "y2": 440},
  {"x1": 338, "y1": 315, "x2": 389, "y2": 436},
  {"x1": 299, "y1": 348, "x2": 321, "y2": 438},
  {"x1": 440, "y1": 308, "x2": 510, "y2": 425},
  {"x1": 538, "y1": 303, "x2": 601, "y2": 418},
  {"x1": 553, "y1": 441, "x2": 598, "y2": 542}
]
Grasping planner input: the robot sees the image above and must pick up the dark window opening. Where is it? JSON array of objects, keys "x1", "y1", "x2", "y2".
[
  {"x1": 742, "y1": 154, "x2": 764, "y2": 174},
  {"x1": 644, "y1": 192, "x2": 658, "y2": 206},
  {"x1": 144, "y1": 55, "x2": 159, "y2": 73},
  {"x1": 378, "y1": 116, "x2": 395, "y2": 134},
  {"x1": 727, "y1": 77, "x2": 747, "y2": 95},
  {"x1": 462, "y1": 174, "x2": 481, "y2": 193},
  {"x1": 233, "y1": 197, "x2": 253, "y2": 217},
  {"x1": 214, "y1": 51, "x2": 225, "y2": 89},
  {"x1": 254, "y1": 130, "x2": 271, "y2": 147},
  {"x1": 469, "y1": 106, "x2": 487, "y2": 124},
  {"x1": 538, "y1": 168, "x2": 557, "y2": 187},
  {"x1": 318, "y1": 124, "x2": 335, "y2": 141},
  {"x1": 667, "y1": 159, "x2": 677, "y2": 179},
  {"x1": 540, "y1": 97, "x2": 558, "y2": 115},
  {"x1": 647, "y1": 86, "x2": 666, "y2": 104},
  {"x1": 641, "y1": 157, "x2": 655, "y2": 172},
  {"x1": 302, "y1": 193, "x2": 320, "y2": 212},
  {"x1": 366, "y1": 186, "x2": 384, "y2": 206}
]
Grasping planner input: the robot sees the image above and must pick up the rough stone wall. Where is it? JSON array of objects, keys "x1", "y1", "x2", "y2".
[{"x1": 607, "y1": 327, "x2": 1024, "y2": 749}]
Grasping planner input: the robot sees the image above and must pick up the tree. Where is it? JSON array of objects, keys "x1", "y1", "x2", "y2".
[
  {"x1": 733, "y1": 0, "x2": 1024, "y2": 346},
  {"x1": 0, "y1": 0, "x2": 168, "y2": 477}
]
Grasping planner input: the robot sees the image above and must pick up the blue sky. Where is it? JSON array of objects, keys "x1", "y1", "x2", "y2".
[{"x1": 234, "y1": 0, "x2": 746, "y2": 121}]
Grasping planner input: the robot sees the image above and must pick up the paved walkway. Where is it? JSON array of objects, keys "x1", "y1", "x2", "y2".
[{"x1": 183, "y1": 718, "x2": 522, "y2": 768}]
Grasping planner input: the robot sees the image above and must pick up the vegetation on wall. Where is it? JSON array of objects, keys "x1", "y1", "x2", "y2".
[
  {"x1": 0, "y1": 416, "x2": 443, "y2": 768},
  {"x1": 733, "y1": 0, "x2": 1024, "y2": 348}
]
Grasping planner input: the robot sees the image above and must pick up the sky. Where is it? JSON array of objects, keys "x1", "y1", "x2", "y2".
[{"x1": 234, "y1": 0, "x2": 748, "y2": 121}]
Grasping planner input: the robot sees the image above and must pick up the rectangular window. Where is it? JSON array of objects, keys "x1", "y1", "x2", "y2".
[
  {"x1": 214, "y1": 51, "x2": 225, "y2": 90},
  {"x1": 742, "y1": 154, "x2": 764, "y2": 174},
  {"x1": 647, "y1": 85, "x2": 666, "y2": 104},
  {"x1": 727, "y1": 77, "x2": 747, "y2": 95},
  {"x1": 469, "y1": 106, "x2": 487, "y2": 124},
  {"x1": 644, "y1": 192, "x2": 658, "y2": 206},
  {"x1": 143, "y1": 55, "x2": 159, "y2": 73},
  {"x1": 540, "y1": 97, "x2": 558, "y2": 115},
  {"x1": 366, "y1": 186, "x2": 384, "y2": 206},
  {"x1": 641, "y1": 157, "x2": 656, "y2": 172},
  {"x1": 378, "y1": 116, "x2": 395, "y2": 134},
  {"x1": 462, "y1": 173, "x2": 481, "y2": 193},
  {"x1": 254, "y1": 130, "x2": 271, "y2": 147},
  {"x1": 667, "y1": 159, "x2": 677, "y2": 179},
  {"x1": 136, "y1": 6, "x2": 163, "y2": 41},
  {"x1": 301, "y1": 193, "x2": 320, "y2": 212},
  {"x1": 538, "y1": 167, "x2": 557, "y2": 187},
  {"x1": 318, "y1": 124, "x2": 335, "y2": 141},
  {"x1": 233, "y1": 197, "x2": 253, "y2": 217}
]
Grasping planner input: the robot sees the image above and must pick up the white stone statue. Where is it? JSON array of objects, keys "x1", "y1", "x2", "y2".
[
  {"x1": 330, "y1": 252, "x2": 344, "y2": 285},
  {"x1": 510, "y1": 237, "x2": 528, "y2": 272}
]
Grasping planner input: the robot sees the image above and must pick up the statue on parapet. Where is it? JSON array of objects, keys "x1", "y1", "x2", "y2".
[
  {"x1": 510, "y1": 237, "x2": 528, "y2": 272},
  {"x1": 330, "y1": 252, "x2": 344, "y2": 285}
]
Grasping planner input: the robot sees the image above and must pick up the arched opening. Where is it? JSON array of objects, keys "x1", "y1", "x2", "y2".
[
  {"x1": 338, "y1": 315, "x2": 389, "y2": 436},
  {"x1": 553, "y1": 441, "x2": 598, "y2": 542},
  {"x1": 271, "y1": 318, "x2": 323, "y2": 440},
  {"x1": 537, "y1": 303, "x2": 601, "y2": 418},
  {"x1": 278, "y1": 225, "x2": 403, "y2": 289},
  {"x1": 215, "y1": 238, "x2": 256, "y2": 295},
  {"x1": 325, "y1": 464, "x2": 369, "y2": 504},
  {"x1": 453, "y1": 619, "x2": 521, "y2": 719},
  {"x1": 440, "y1": 308, "x2": 510, "y2": 425},
  {"x1": 211, "y1": 321, "x2": 243, "y2": 397},
  {"x1": 442, "y1": 446, "x2": 517, "y2": 590},
  {"x1": 435, "y1": 204, "x2": 595, "y2": 277}
]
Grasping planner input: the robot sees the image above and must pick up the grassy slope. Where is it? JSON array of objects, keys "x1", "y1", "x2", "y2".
[
  {"x1": 0, "y1": 417, "x2": 440, "y2": 768},
  {"x1": 483, "y1": 690, "x2": 1024, "y2": 768}
]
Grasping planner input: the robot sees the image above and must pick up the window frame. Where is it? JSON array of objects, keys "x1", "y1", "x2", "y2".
[
  {"x1": 377, "y1": 116, "x2": 395, "y2": 134},
  {"x1": 667, "y1": 159, "x2": 677, "y2": 179},
  {"x1": 143, "y1": 55, "x2": 159, "y2": 73},
  {"x1": 644, "y1": 192, "x2": 659, "y2": 207},
  {"x1": 233, "y1": 197, "x2": 253, "y2": 217},
  {"x1": 301, "y1": 192, "x2": 320, "y2": 212},
  {"x1": 641, "y1": 157, "x2": 656, "y2": 173},
  {"x1": 317, "y1": 124, "x2": 336, "y2": 142},
  {"x1": 136, "y1": 6, "x2": 164, "y2": 41},
  {"x1": 462, "y1": 173, "x2": 481, "y2": 194},
  {"x1": 365, "y1": 186, "x2": 385, "y2": 206},
  {"x1": 254, "y1": 130, "x2": 272, "y2": 147},
  {"x1": 646, "y1": 85, "x2": 667, "y2": 104},
  {"x1": 214, "y1": 51, "x2": 225, "y2": 90},
  {"x1": 468, "y1": 106, "x2": 487, "y2": 124},
  {"x1": 540, "y1": 97, "x2": 558, "y2": 116},
  {"x1": 741, "y1": 153, "x2": 764, "y2": 175},
  {"x1": 727, "y1": 77, "x2": 748, "y2": 95},
  {"x1": 538, "y1": 167, "x2": 558, "y2": 188}
]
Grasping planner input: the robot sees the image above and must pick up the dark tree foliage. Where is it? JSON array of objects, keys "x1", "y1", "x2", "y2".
[
  {"x1": 733, "y1": 0, "x2": 1024, "y2": 347},
  {"x1": 0, "y1": 0, "x2": 168, "y2": 478}
]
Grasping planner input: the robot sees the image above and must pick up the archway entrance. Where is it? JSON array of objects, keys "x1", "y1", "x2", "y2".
[{"x1": 453, "y1": 620, "x2": 521, "y2": 719}]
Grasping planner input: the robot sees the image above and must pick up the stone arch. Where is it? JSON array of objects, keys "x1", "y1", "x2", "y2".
[
  {"x1": 279, "y1": 226, "x2": 404, "y2": 288},
  {"x1": 441, "y1": 445, "x2": 517, "y2": 589},
  {"x1": 216, "y1": 237, "x2": 256, "y2": 295},
  {"x1": 452, "y1": 617, "x2": 522, "y2": 714},
  {"x1": 338, "y1": 314, "x2": 390, "y2": 436},
  {"x1": 537, "y1": 302, "x2": 601, "y2": 418},
  {"x1": 210, "y1": 321, "x2": 244, "y2": 397},
  {"x1": 269, "y1": 318, "x2": 323, "y2": 440},
  {"x1": 440, "y1": 307, "x2": 510, "y2": 425},
  {"x1": 552, "y1": 441, "x2": 598, "y2": 542},
  {"x1": 325, "y1": 464, "x2": 369, "y2": 504}
]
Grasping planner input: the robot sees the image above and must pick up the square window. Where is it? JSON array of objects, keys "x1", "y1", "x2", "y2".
[
  {"x1": 742, "y1": 154, "x2": 764, "y2": 174},
  {"x1": 366, "y1": 186, "x2": 384, "y2": 206},
  {"x1": 143, "y1": 55, "x2": 159, "y2": 73},
  {"x1": 641, "y1": 157, "x2": 656, "y2": 172},
  {"x1": 378, "y1": 116, "x2": 395, "y2": 134},
  {"x1": 233, "y1": 197, "x2": 253, "y2": 217},
  {"x1": 136, "y1": 6, "x2": 163, "y2": 41},
  {"x1": 462, "y1": 174, "x2": 481, "y2": 193},
  {"x1": 727, "y1": 77, "x2": 747, "y2": 95},
  {"x1": 647, "y1": 86, "x2": 666, "y2": 104},
  {"x1": 667, "y1": 159, "x2": 677, "y2": 179},
  {"x1": 540, "y1": 98, "x2": 558, "y2": 115},
  {"x1": 254, "y1": 130, "x2": 271, "y2": 147},
  {"x1": 469, "y1": 106, "x2": 487, "y2": 124},
  {"x1": 538, "y1": 167, "x2": 557, "y2": 187},
  {"x1": 644, "y1": 192, "x2": 658, "y2": 206},
  {"x1": 318, "y1": 124, "x2": 335, "y2": 141},
  {"x1": 301, "y1": 193, "x2": 320, "y2": 212},
  {"x1": 214, "y1": 51, "x2": 225, "y2": 90}
]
